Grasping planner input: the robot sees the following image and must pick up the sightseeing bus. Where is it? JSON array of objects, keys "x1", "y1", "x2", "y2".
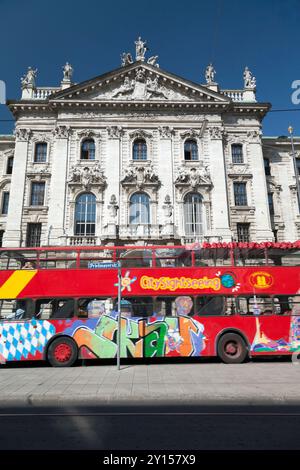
[{"x1": 0, "y1": 241, "x2": 299, "y2": 367}]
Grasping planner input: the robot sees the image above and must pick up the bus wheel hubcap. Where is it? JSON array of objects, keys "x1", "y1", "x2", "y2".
[
  {"x1": 225, "y1": 341, "x2": 240, "y2": 356},
  {"x1": 54, "y1": 343, "x2": 72, "y2": 362}
]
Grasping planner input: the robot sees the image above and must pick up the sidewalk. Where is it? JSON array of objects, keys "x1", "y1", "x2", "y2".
[{"x1": 0, "y1": 361, "x2": 300, "y2": 407}]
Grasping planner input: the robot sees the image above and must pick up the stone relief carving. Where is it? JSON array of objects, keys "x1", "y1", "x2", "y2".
[
  {"x1": 247, "y1": 130, "x2": 261, "y2": 143},
  {"x1": 52, "y1": 126, "x2": 71, "y2": 138},
  {"x1": 68, "y1": 164, "x2": 106, "y2": 190},
  {"x1": 162, "y1": 194, "x2": 173, "y2": 222},
  {"x1": 180, "y1": 129, "x2": 201, "y2": 139},
  {"x1": 129, "y1": 129, "x2": 153, "y2": 140},
  {"x1": 77, "y1": 129, "x2": 100, "y2": 139},
  {"x1": 121, "y1": 163, "x2": 160, "y2": 189},
  {"x1": 95, "y1": 69, "x2": 193, "y2": 102},
  {"x1": 14, "y1": 128, "x2": 31, "y2": 141},
  {"x1": 209, "y1": 127, "x2": 224, "y2": 140},
  {"x1": 175, "y1": 164, "x2": 211, "y2": 189},
  {"x1": 106, "y1": 126, "x2": 124, "y2": 139},
  {"x1": 158, "y1": 126, "x2": 174, "y2": 139}
]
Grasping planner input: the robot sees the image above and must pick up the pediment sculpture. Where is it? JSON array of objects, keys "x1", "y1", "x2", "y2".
[
  {"x1": 121, "y1": 163, "x2": 160, "y2": 189},
  {"x1": 175, "y1": 164, "x2": 211, "y2": 189},
  {"x1": 68, "y1": 164, "x2": 106, "y2": 190}
]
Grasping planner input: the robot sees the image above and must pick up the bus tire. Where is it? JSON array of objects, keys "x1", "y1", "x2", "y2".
[
  {"x1": 47, "y1": 337, "x2": 78, "y2": 367},
  {"x1": 217, "y1": 332, "x2": 248, "y2": 364}
]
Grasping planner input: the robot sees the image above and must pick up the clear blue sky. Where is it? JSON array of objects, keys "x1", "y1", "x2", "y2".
[{"x1": 1, "y1": 0, "x2": 300, "y2": 135}]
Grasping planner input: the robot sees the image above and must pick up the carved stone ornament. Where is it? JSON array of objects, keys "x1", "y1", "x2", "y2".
[
  {"x1": 77, "y1": 129, "x2": 100, "y2": 139},
  {"x1": 14, "y1": 128, "x2": 31, "y2": 141},
  {"x1": 68, "y1": 164, "x2": 106, "y2": 190},
  {"x1": 180, "y1": 129, "x2": 201, "y2": 139},
  {"x1": 209, "y1": 127, "x2": 224, "y2": 140},
  {"x1": 158, "y1": 126, "x2": 175, "y2": 139},
  {"x1": 121, "y1": 163, "x2": 160, "y2": 189},
  {"x1": 247, "y1": 130, "x2": 261, "y2": 143},
  {"x1": 175, "y1": 164, "x2": 211, "y2": 189},
  {"x1": 162, "y1": 194, "x2": 173, "y2": 221},
  {"x1": 129, "y1": 129, "x2": 153, "y2": 140},
  {"x1": 52, "y1": 125, "x2": 71, "y2": 139},
  {"x1": 106, "y1": 126, "x2": 124, "y2": 139},
  {"x1": 107, "y1": 194, "x2": 119, "y2": 223}
]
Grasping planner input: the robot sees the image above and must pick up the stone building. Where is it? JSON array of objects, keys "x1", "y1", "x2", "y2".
[{"x1": 0, "y1": 38, "x2": 299, "y2": 248}]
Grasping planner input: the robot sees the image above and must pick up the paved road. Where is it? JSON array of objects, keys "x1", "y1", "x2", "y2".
[{"x1": 0, "y1": 358, "x2": 300, "y2": 449}]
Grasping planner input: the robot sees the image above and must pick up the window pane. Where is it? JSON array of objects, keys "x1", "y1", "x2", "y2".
[
  {"x1": 232, "y1": 144, "x2": 243, "y2": 164},
  {"x1": 1, "y1": 192, "x2": 9, "y2": 214},
  {"x1": 26, "y1": 223, "x2": 41, "y2": 247},
  {"x1": 184, "y1": 140, "x2": 198, "y2": 161},
  {"x1": 30, "y1": 182, "x2": 45, "y2": 206},
  {"x1": 237, "y1": 223, "x2": 250, "y2": 242},
  {"x1": 81, "y1": 139, "x2": 95, "y2": 160},
  {"x1": 75, "y1": 193, "x2": 96, "y2": 236},
  {"x1": 264, "y1": 158, "x2": 271, "y2": 176},
  {"x1": 34, "y1": 143, "x2": 47, "y2": 163},
  {"x1": 6, "y1": 157, "x2": 13, "y2": 174},
  {"x1": 234, "y1": 182, "x2": 247, "y2": 206},
  {"x1": 133, "y1": 139, "x2": 147, "y2": 160},
  {"x1": 184, "y1": 193, "x2": 203, "y2": 236},
  {"x1": 0, "y1": 299, "x2": 29, "y2": 321},
  {"x1": 129, "y1": 193, "x2": 150, "y2": 224}
]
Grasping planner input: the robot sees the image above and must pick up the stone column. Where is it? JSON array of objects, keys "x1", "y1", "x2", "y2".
[
  {"x1": 208, "y1": 127, "x2": 231, "y2": 241},
  {"x1": 248, "y1": 131, "x2": 273, "y2": 240},
  {"x1": 47, "y1": 125, "x2": 71, "y2": 245},
  {"x1": 158, "y1": 127, "x2": 174, "y2": 235},
  {"x1": 2, "y1": 128, "x2": 31, "y2": 247}
]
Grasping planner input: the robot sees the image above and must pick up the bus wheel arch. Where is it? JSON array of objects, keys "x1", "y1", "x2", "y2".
[
  {"x1": 46, "y1": 335, "x2": 78, "y2": 367},
  {"x1": 216, "y1": 329, "x2": 249, "y2": 364}
]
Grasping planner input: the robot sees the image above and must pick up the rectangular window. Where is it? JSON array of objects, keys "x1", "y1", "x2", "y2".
[
  {"x1": 26, "y1": 223, "x2": 42, "y2": 247},
  {"x1": 0, "y1": 299, "x2": 30, "y2": 321},
  {"x1": 194, "y1": 296, "x2": 236, "y2": 316},
  {"x1": 35, "y1": 298, "x2": 75, "y2": 319},
  {"x1": 0, "y1": 230, "x2": 4, "y2": 247},
  {"x1": 1, "y1": 192, "x2": 9, "y2": 215},
  {"x1": 6, "y1": 157, "x2": 13, "y2": 175},
  {"x1": 34, "y1": 143, "x2": 47, "y2": 163},
  {"x1": 237, "y1": 223, "x2": 250, "y2": 242},
  {"x1": 232, "y1": 144, "x2": 243, "y2": 164},
  {"x1": 268, "y1": 193, "x2": 274, "y2": 215},
  {"x1": 233, "y1": 182, "x2": 247, "y2": 206},
  {"x1": 264, "y1": 158, "x2": 271, "y2": 176},
  {"x1": 30, "y1": 182, "x2": 45, "y2": 206},
  {"x1": 77, "y1": 297, "x2": 114, "y2": 318}
]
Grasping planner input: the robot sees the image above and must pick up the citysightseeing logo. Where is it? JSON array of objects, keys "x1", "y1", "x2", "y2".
[
  {"x1": 140, "y1": 275, "x2": 221, "y2": 292},
  {"x1": 249, "y1": 271, "x2": 274, "y2": 289}
]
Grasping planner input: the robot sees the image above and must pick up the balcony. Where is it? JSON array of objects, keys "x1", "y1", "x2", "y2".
[{"x1": 67, "y1": 236, "x2": 101, "y2": 246}]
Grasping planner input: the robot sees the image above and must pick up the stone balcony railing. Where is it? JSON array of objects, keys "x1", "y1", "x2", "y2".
[
  {"x1": 119, "y1": 224, "x2": 160, "y2": 239},
  {"x1": 221, "y1": 90, "x2": 244, "y2": 102},
  {"x1": 67, "y1": 236, "x2": 101, "y2": 246},
  {"x1": 33, "y1": 87, "x2": 61, "y2": 100}
]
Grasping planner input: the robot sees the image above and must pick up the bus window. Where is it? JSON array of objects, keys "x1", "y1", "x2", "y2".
[
  {"x1": 35, "y1": 298, "x2": 74, "y2": 319},
  {"x1": 237, "y1": 296, "x2": 273, "y2": 315},
  {"x1": 154, "y1": 296, "x2": 194, "y2": 316},
  {"x1": 77, "y1": 298, "x2": 113, "y2": 318},
  {"x1": 0, "y1": 299, "x2": 30, "y2": 321},
  {"x1": 195, "y1": 296, "x2": 232, "y2": 316},
  {"x1": 121, "y1": 297, "x2": 153, "y2": 317}
]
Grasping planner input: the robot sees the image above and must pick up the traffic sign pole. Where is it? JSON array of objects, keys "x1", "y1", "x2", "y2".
[{"x1": 117, "y1": 265, "x2": 122, "y2": 371}]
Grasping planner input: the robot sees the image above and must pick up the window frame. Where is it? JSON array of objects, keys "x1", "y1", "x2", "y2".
[
  {"x1": 129, "y1": 192, "x2": 150, "y2": 225},
  {"x1": 233, "y1": 182, "x2": 248, "y2": 206},
  {"x1": 26, "y1": 223, "x2": 42, "y2": 247},
  {"x1": 80, "y1": 139, "x2": 96, "y2": 161},
  {"x1": 184, "y1": 139, "x2": 199, "y2": 161},
  {"x1": 34, "y1": 142, "x2": 48, "y2": 164},
  {"x1": 1, "y1": 191, "x2": 9, "y2": 215},
  {"x1": 6, "y1": 156, "x2": 13, "y2": 175},
  {"x1": 132, "y1": 139, "x2": 147, "y2": 161},
  {"x1": 183, "y1": 192, "x2": 203, "y2": 236},
  {"x1": 74, "y1": 192, "x2": 96, "y2": 236},
  {"x1": 231, "y1": 144, "x2": 244, "y2": 164}
]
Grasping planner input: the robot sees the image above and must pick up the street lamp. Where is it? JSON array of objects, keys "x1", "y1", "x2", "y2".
[{"x1": 288, "y1": 126, "x2": 300, "y2": 212}]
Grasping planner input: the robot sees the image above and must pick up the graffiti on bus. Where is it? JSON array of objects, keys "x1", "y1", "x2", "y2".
[{"x1": 0, "y1": 314, "x2": 206, "y2": 363}]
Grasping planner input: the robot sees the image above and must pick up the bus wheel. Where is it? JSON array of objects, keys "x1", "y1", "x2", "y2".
[
  {"x1": 217, "y1": 333, "x2": 248, "y2": 364},
  {"x1": 47, "y1": 337, "x2": 78, "y2": 367}
]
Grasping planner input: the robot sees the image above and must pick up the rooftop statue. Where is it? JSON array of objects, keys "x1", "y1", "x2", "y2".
[
  {"x1": 135, "y1": 36, "x2": 148, "y2": 61},
  {"x1": 63, "y1": 62, "x2": 73, "y2": 81},
  {"x1": 205, "y1": 63, "x2": 216, "y2": 84},
  {"x1": 243, "y1": 66, "x2": 256, "y2": 89},
  {"x1": 21, "y1": 67, "x2": 37, "y2": 88}
]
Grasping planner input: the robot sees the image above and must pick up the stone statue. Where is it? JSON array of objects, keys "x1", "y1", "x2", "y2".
[
  {"x1": 135, "y1": 36, "x2": 148, "y2": 61},
  {"x1": 243, "y1": 66, "x2": 256, "y2": 89},
  {"x1": 21, "y1": 67, "x2": 37, "y2": 88},
  {"x1": 63, "y1": 62, "x2": 73, "y2": 81},
  {"x1": 68, "y1": 165, "x2": 81, "y2": 183},
  {"x1": 205, "y1": 63, "x2": 216, "y2": 84},
  {"x1": 107, "y1": 194, "x2": 119, "y2": 223},
  {"x1": 162, "y1": 195, "x2": 173, "y2": 221},
  {"x1": 147, "y1": 55, "x2": 159, "y2": 67},
  {"x1": 121, "y1": 52, "x2": 133, "y2": 67}
]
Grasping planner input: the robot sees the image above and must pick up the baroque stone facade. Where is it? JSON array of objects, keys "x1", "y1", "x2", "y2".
[{"x1": 0, "y1": 39, "x2": 299, "y2": 248}]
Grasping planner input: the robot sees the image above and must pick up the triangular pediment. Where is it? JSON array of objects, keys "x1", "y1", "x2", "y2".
[{"x1": 50, "y1": 62, "x2": 230, "y2": 104}]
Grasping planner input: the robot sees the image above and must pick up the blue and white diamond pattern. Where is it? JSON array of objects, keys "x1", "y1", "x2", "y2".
[{"x1": 0, "y1": 320, "x2": 56, "y2": 361}]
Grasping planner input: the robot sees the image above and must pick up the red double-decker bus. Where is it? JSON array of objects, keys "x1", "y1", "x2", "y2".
[{"x1": 0, "y1": 241, "x2": 299, "y2": 366}]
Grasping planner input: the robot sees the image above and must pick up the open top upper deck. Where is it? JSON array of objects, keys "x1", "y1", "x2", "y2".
[{"x1": 0, "y1": 241, "x2": 300, "y2": 270}]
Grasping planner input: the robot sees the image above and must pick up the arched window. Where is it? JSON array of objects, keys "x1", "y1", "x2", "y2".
[
  {"x1": 231, "y1": 144, "x2": 243, "y2": 164},
  {"x1": 129, "y1": 193, "x2": 150, "y2": 224},
  {"x1": 184, "y1": 139, "x2": 198, "y2": 161},
  {"x1": 133, "y1": 139, "x2": 147, "y2": 160},
  {"x1": 74, "y1": 193, "x2": 96, "y2": 236},
  {"x1": 34, "y1": 142, "x2": 47, "y2": 163},
  {"x1": 81, "y1": 139, "x2": 95, "y2": 160},
  {"x1": 184, "y1": 193, "x2": 203, "y2": 236}
]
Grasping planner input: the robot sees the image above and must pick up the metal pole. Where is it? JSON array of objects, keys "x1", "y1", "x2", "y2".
[
  {"x1": 288, "y1": 126, "x2": 300, "y2": 212},
  {"x1": 117, "y1": 265, "x2": 122, "y2": 370}
]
